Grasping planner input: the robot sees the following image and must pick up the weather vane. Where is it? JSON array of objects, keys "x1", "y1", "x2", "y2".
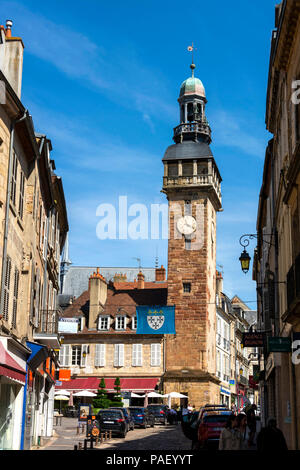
[{"x1": 187, "y1": 42, "x2": 197, "y2": 65}]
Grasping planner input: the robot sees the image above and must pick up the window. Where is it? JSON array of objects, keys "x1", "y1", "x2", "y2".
[
  {"x1": 18, "y1": 170, "x2": 25, "y2": 219},
  {"x1": 95, "y1": 344, "x2": 106, "y2": 367},
  {"x1": 10, "y1": 152, "x2": 18, "y2": 207},
  {"x1": 98, "y1": 315, "x2": 110, "y2": 331},
  {"x1": 183, "y1": 282, "x2": 191, "y2": 293},
  {"x1": 3, "y1": 256, "x2": 12, "y2": 322},
  {"x1": 72, "y1": 346, "x2": 81, "y2": 366},
  {"x1": 150, "y1": 344, "x2": 161, "y2": 367},
  {"x1": 168, "y1": 163, "x2": 178, "y2": 177},
  {"x1": 182, "y1": 163, "x2": 193, "y2": 177},
  {"x1": 116, "y1": 315, "x2": 126, "y2": 330},
  {"x1": 132, "y1": 344, "x2": 143, "y2": 367},
  {"x1": 114, "y1": 344, "x2": 124, "y2": 367},
  {"x1": 132, "y1": 316, "x2": 137, "y2": 330},
  {"x1": 11, "y1": 267, "x2": 19, "y2": 328}
]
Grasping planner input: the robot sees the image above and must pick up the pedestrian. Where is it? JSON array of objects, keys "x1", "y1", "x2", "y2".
[
  {"x1": 236, "y1": 413, "x2": 254, "y2": 450},
  {"x1": 246, "y1": 405, "x2": 257, "y2": 448},
  {"x1": 218, "y1": 414, "x2": 243, "y2": 450},
  {"x1": 257, "y1": 418, "x2": 288, "y2": 452}
]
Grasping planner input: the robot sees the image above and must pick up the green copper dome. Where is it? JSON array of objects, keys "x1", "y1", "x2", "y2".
[{"x1": 179, "y1": 76, "x2": 206, "y2": 98}]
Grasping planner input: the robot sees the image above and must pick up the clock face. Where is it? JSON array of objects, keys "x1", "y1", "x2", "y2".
[{"x1": 177, "y1": 216, "x2": 197, "y2": 236}]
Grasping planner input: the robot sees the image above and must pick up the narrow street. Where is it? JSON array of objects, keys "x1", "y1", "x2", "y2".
[{"x1": 37, "y1": 418, "x2": 192, "y2": 451}]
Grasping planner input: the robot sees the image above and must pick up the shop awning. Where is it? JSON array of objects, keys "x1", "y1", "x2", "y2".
[
  {"x1": 55, "y1": 377, "x2": 159, "y2": 393},
  {"x1": 0, "y1": 342, "x2": 27, "y2": 385},
  {"x1": 26, "y1": 341, "x2": 48, "y2": 370}
]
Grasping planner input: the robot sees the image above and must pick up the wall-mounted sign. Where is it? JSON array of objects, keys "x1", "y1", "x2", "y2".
[
  {"x1": 267, "y1": 337, "x2": 292, "y2": 353},
  {"x1": 58, "y1": 318, "x2": 79, "y2": 334},
  {"x1": 242, "y1": 332, "x2": 265, "y2": 348}
]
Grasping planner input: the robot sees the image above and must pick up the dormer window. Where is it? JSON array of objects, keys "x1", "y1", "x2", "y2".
[
  {"x1": 116, "y1": 315, "x2": 127, "y2": 331},
  {"x1": 98, "y1": 315, "x2": 110, "y2": 331},
  {"x1": 132, "y1": 316, "x2": 137, "y2": 330}
]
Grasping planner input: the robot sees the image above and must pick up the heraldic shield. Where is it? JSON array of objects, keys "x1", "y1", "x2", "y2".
[
  {"x1": 136, "y1": 306, "x2": 176, "y2": 334},
  {"x1": 147, "y1": 313, "x2": 165, "y2": 331}
]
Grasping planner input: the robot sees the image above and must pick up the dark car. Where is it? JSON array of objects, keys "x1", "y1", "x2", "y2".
[
  {"x1": 128, "y1": 407, "x2": 155, "y2": 428},
  {"x1": 96, "y1": 409, "x2": 127, "y2": 438},
  {"x1": 147, "y1": 404, "x2": 169, "y2": 425},
  {"x1": 109, "y1": 407, "x2": 135, "y2": 431}
]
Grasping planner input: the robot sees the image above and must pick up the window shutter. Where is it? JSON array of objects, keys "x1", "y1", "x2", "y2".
[
  {"x1": 59, "y1": 345, "x2": 71, "y2": 367},
  {"x1": 95, "y1": 344, "x2": 106, "y2": 367},
  {"x1": 119, "y1": 344, "x2": 124, "y2": 366},
  {"x1": 114, "y1": 344, "x2": 124, "y2": 367},
  {"x1": 3, "y1": 256, "x2": 11, "y2": 321},
  {"x1": 12, "y1": 267, "x2": 19, "y2": 328},
  {"x1": 34, "y1": 269, "x2": 40, "y2": 328},
  {"x1": 132, "y1": 344, "x2": 137, "y2": 367},
  {"x1": 151, "y1": 344, "x2": 161, "y2": 367},
  {"x1": 137, "y1": 344, "x2": 142, "y2": 366}
]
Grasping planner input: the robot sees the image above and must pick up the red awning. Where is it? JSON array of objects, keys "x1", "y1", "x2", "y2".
[
  {"x1": 56, "y1": 377, "x2": 159, "y2": 393},
  {"x1": 0, "y1": 342, "x2": 27, "y2": 385}
]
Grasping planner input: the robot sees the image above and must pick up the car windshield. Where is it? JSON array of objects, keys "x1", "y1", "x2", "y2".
[
  {"x1": 98, "y1": 411, "x2": 122, "y2": 419},
  {"x1": 203, "y1": 415, "x2": 230, "y2": 423}
]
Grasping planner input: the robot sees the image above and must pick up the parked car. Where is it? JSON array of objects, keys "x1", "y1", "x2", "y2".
[
  {"x1": 195, "y1": 410, "x2": 232, "y2": 450},
  {"x1": 109, "y1": 407, "x2": 135, "y2": 431},
  {"x1": 96, "y1": 409, "x2": 127, "y2": 438},
  {"x1": 181, "y1": 411, "x2": 200, "y2": 443},
  {"x1": 128, "y1": 406, "x2": 155, "y2": 428},
  {"x1": 147, "y1": 404, "x2": 169, "y2": 425}
]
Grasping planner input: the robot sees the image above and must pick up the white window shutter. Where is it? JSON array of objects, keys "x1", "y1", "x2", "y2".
[
  {"x1": 95, "y1": 344, "x2": 106, "y2": 367},
  {"x1": 132, "y1": 344, "x2": 136, "y2": 367},
  {"x1": 114, "y1": 344, "x2": 119, "y2": 367},
  {"x1": 137, "y1": 344, "x2": 142, "y2": 366},
  {"x1": 119, "y1": 344, "x2": 124, "y2": 366},
  {"x1": 151, "y1": 344, "x2": 161, "y2": 367},
  {"x1": 60, "y1": 345, "x2": 70, "y2": 367}
]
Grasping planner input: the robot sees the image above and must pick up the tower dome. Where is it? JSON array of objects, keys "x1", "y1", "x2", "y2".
[{"x1": 179, "y1": 63, "x2": 206, "y2": 99}]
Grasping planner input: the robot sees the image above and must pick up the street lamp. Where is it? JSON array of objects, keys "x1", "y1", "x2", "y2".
[{"x1": 239, "y1": 249, "x2": 251, "y2": 274}]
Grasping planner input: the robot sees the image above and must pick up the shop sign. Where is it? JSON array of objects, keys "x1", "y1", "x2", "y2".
[
  {"x1": 267, "y1": 337, "x2": 292, "y2": 353},
  {"x1": 242, "y1": 331, "x2": 265, "y2": 348}
]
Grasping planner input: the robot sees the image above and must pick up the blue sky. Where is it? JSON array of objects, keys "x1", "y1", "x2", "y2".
[{"x1": 1, "y1": 0, "x2": 278, "y2": 305}]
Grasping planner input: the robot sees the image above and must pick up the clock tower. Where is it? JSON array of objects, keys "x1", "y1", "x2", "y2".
[{"x1": 162, "y1": 62, "x2": 222, "y2": 406}]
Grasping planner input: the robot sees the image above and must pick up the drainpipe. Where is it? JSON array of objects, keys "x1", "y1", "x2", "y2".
[{"x1": 0, "y1": 111, "x2": 27, "y2": 316}]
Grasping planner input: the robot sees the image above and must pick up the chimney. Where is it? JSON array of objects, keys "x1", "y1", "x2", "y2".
[
  {"x1": 137, "y1": 271, "x2": 145, "y2": 289},
  {"x1": 0, "y1": 20, "x2": 24, "y2": 98},
  {"x1": 155, "y1": 265, "x2": 166, "y2": 282},
  {"x1": 88, "y1": 268, "x2": 107, "y2": 330},
  {"x1": 216, "y1": 270, "x2": 223, "y2": 296}
]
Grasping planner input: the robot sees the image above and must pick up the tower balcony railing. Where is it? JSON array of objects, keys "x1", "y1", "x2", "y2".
[
  {"x1": 173, "y1": 121, "x2": 211, "y2": 140},
  {"x1": 163, "y1": 173, "x2": 222, "y2": 200}
]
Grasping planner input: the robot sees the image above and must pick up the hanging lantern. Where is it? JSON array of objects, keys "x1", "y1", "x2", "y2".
[{"x1": 239, "y1": 249, "x2": 251, "y2": 274}]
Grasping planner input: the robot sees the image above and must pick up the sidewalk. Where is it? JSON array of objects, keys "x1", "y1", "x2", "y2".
[{"x1": 33, "y1": 418, "x2": 88, "y2": 451}]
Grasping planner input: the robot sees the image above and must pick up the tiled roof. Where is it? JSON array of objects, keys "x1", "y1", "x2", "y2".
[{"x1": 60, "y1": 283, "x2": 168, "y2": 335}]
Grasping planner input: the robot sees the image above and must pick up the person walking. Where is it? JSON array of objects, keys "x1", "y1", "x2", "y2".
[
  {"x1": 257, "y1": 418, "x2": 288, "y2": 452},
  {"x1": 219, "y1": 414, "x2": 243, "y2": 450}
]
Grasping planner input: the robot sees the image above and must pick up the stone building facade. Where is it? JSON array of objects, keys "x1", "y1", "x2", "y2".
[
  {"x1": 0, "y1": 21, "x2": 68, "y2": 450},
  {"x1": 56, "y1": 268, "x2": 168, "y2": 401},
  {"x1": 254, "y1": 0, "x2": 300, "y2": 448}
]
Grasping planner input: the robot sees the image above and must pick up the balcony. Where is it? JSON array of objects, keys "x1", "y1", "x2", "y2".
[
  {"x1": 173, "y1": 121, "x2": 211, "y2": 143},
  {"x1": 33, "y1": 309, "x2": 60, "y2": 349},
  {"x1": 163, "y1": 173, "x2": 222, "y2": 201}
]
